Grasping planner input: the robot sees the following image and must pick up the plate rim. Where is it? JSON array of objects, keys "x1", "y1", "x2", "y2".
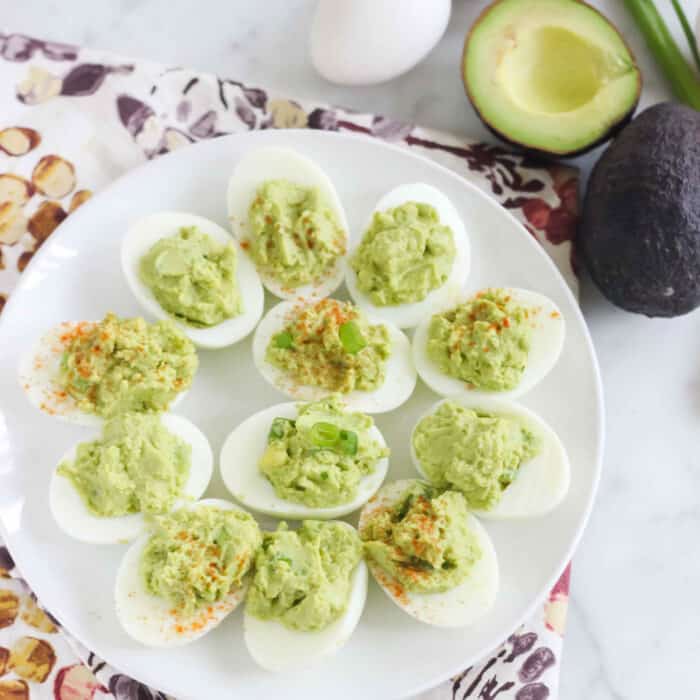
[{"x1": 0, "y1": 127, "x2": 605, "y2": 699}]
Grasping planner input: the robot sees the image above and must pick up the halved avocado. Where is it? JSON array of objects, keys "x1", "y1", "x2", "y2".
[{"x1": 462, "y1": 0, "x2": 641, "y2": 157}]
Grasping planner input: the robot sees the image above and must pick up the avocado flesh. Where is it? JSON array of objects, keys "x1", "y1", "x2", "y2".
[{"x1": 464, "y1": 0, "x2": 640, "y2": 156}]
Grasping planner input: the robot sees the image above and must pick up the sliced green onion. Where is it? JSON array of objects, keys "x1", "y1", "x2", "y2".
[
  {"x1": 273, "y1": 331, "x2": 294, "y2": 349},
  {"x1": 309, "y1": 421, "x2": 340, "y2": 448},
  {"x1": 396, "y1": 496, "x2": 413, "y2": 521},
  {"x1": 339, "y1": 320, "x2": 367, "y2": 354},
  {"x1": 268, "y1": 417, "x2": 294, "y2": 442},
  {"x1": 337, "y1": 429, "x2": 358, "y2": 456}
]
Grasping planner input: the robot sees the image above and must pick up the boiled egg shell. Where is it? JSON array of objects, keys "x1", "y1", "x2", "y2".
[
  {"x1": 252, "y1": 300, "x2": 416, "y2": 414},
  {"x1": 226, "y1": 146, "x2": 349, "y2": 300},
  {"x1": 358, "y1": 479, "x2": 498, "y2": 627},
  {"x1": 345, "y1": 183, "x2": 470, "y2": 328},
  {"x1": 114, "y1": 498, "x2": 248, "y2": 647},
  {"x1": 243, "y1": 522, "x2": 367, "y2": 672},
  {"x1": 17, "y1": 321, "x2": 188, "y2": 426},
  {"x1": 410, "y1": 396, "x2": 570, "y2": 519},
  {"x1": 50, "y1": 413, "x2": 213, "y2": 544},
  {"x1": 121, "y1": 211, "x2": 264, "y2": 349},
  {"x1": 220, "y1": 401, "x2": 389, "y2": 519},
  {"x1": 413, "y1": 287, "x2": 565, "y2": 401}
]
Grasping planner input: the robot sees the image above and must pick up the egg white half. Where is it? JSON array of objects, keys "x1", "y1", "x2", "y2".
[
  {"x1": 359, "y1": 479, "x2": 499, "y2": 627},
  {"x1": 121, "y1": 211, "x2": 264, "y2": 349},
  {"x1": 50, "y1": 413, "x2": 213, "y2": 544},
  {"x1": 252, "y1": 300, "x2": 416, "y2": 414},
  {"x1": 114, "y1": 498, "x2": 249, "y2": 647},
  {"x1": 413, "y1": 287, "x2": 565, "y2": 401},
  {"x1": 243, "y1": 522, "x2": 367, "y2": 672},
  {"x1": 410, "y1": 396, "x2": 570, "y2": 519},
  {"x1": 18, "y1": 321, "x2": 102, "y2": 427},
  {"x1": 220, "y1": 402, "x2": 389, "y2": 519},
  {"x1": 346, "y1": 183, "x2": 470, "y2": 329},
  {"x1": 226, "y1": 146, "x2": 349, "y2": 300},
  {"x1": 18, "y1": 321, "x2": 189, "y2": 426}
]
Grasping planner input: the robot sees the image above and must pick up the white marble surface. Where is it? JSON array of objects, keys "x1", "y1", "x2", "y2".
[{"x1": 5, "y1": 1, "x2": 700, "y2": 698}]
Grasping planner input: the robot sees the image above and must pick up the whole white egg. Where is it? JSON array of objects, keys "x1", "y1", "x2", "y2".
[{"x1": 310, "y1": 0, "x2": 452, "y2": 86}]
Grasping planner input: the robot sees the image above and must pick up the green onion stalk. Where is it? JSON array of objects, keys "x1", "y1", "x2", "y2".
[{"x1": 624, "y1": 0, "x2": 700, "y2": 110}]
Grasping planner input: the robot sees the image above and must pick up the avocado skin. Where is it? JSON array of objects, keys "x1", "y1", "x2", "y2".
[
  {"x1": 580, "y1": 102, "x2": 700, "y2": 317},
  {"x1": 472, "y1": 106, "x2": 636, "y2": 160}
]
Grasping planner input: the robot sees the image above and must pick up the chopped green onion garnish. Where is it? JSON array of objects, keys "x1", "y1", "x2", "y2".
[
  {"x1": 396, "y1": 496, "x2": 413, "y2": 522},
  {"x1": 274, "y1": 331, "x2": 294, "y2": 349},
  {"x1": 268, "y1": 417, "x2": 294, "y2": 442},
  {"x1": 337, "y1": 429, "x2": 358, "y2": 456},
  {"x1": 338, "y1": 320, "x2": 366, "y2": 354},
  {"x1": 307, "y1": 423, "x2": 358, "y2": 455},
  {"x1": 309, "y1": 421, "x2": 340, "y2": 448}
]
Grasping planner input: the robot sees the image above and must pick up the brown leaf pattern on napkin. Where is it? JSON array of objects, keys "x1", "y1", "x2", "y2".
[
  {"x1": 0, "y1": 132, "x2": 90, "y2": 276},
  {"x1": 0, "y1": 35, "x2": 77, "y2": 63},
  {"x1": 0, "y1": 35, "x2": 576, "y2": 700},
  {"x1": 16, "y1": 63, "x2": 134, "y2": 105}
]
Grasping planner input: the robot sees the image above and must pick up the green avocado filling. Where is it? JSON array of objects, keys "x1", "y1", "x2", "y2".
[
  {"x1": 259, "y1": 396, "x2": 389, "y2": 508},
  {"x1": 427, "y1": 289, "x2": 535, "y2": 391},
  {"x1": 412, "y1": 401, "x2": 540, "y2": 510},
  {"x1": 246, "y1": 180, "x2": 346, "y2": 288},
  {"x1": 361, "y1": 482, "x2": 481, "y2": 594},
  {"x1": 58, "y1": 313, "x2": 198, "y2": 417},
  {"x1": 351, "y1": 202, "x2": 456, "y2": 305},
  {"x1": 139, "y1": 226, "x2": 242, "y2": 327},
  {"x1": 141, "y1": 506, "x2": 261, "y2": 616},
  {"x1": 57, "y1": 413, "x2": 191, "y2": 517},
  {"x1": 246, "y1": 520, "x2": 362, "y2": 632},
  {"x1": 265, "y1": 299, "x2": 391, "y2": 393}
]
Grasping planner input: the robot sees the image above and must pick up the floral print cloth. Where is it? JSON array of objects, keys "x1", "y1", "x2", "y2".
[{"x1": 0, "y1": 32, "x2": 576, "y2": 700}]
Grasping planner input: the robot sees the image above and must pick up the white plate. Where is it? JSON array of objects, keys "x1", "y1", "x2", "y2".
[{"x1": 0, "y1": 129, "x2": 603, "y2": 700}]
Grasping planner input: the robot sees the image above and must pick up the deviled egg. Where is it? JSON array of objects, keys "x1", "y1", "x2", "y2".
[
  {"x1": 359, "y1": 480, "x2": 498, "y2": 627},
  {"x1": 227, "y1": 146, "x2": 349, "y2": 300},
  {"x1": 220, "y1": 396, "x2": 389, "y2": 519},
  {"x1": 413, "y1": 287, "x2": 565, "y2": 401},
  {"x1": 252, "y1": 298, "x2": 416, "y2": 413},
  {"x1": 121, "y1": 211, "x2": 264, "y2": 349},
  {"x1": 115, "y1": 499, "x2": 260, "y2": 647},
  {"x1": 346, "y1": 183, "x2": 470, "y2": 328},
  {"x1": 244, "y1": 520, "x2": 367, "y2": 672},
  {"x1": 19, "y1": 313, "x2": 197, "y2": 426},
  {"x1": 51, "y1": 412, "x2": 213, "y2": 544},
  {"x1": 411, "y1": 397, "x2": 570, "y2": 519}
]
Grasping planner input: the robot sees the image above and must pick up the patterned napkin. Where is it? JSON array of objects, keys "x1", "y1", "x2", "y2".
[{"x1": 0, "y1": 32, "x2": 577, "y2": 700}]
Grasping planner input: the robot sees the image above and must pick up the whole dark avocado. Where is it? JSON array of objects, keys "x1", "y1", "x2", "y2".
[{"x1": 580, "y1": 102, "x2": 700, "y2": 317}]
